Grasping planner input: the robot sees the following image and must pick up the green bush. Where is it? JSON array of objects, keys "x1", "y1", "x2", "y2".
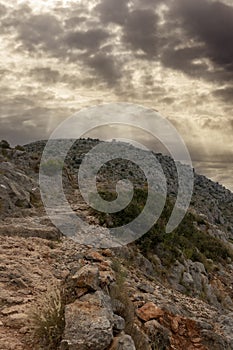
[
  {"x1": 92, "y1": 188, "x2": 233, "y2": 267},
  {"x1": 41, "y1": 159, "x2": 63, "y2": 176}
]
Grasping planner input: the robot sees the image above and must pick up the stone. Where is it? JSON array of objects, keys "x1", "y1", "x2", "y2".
[
  {"x1": 136, "y1": 303, "x2": 164, "y2": 322},
  {"x1": 99, "y1": 270, "x2": 116, "y2": 287},
  {"x1": 144, "y1": 320, "x2": 171, "y2": 348},
  {"x1": 72, "y1": 265, "x2": 100, "y2": 291},
  {"x1": 85, "y1": 250, "x2": 104, "y2": 262},
  {"x1": 137, "y1": 282, "x2": 154, "y2": 294},
  {"x1": 61, "y1": 291, "x2": 114, "y2": 350},
  {"x1": 110, "y1": 334, "x2": 136, "y2": 350},
  {"x1": 113, "y1": 314, "x2": 125, "y2": 333},
  {"x1": 171, "y1": 316, "x2": 180, "y2": 333},
  {"x1": 182, "y1": 272, "x2": 194, "y2": 289},
  {"x1": 102, "y1": 249, "x2": 114, "y2": 257}
]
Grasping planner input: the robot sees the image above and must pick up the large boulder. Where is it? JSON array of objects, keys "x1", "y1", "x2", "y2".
[{"x1": 61, "y1": 291, "x2": 114, "y2": 350}]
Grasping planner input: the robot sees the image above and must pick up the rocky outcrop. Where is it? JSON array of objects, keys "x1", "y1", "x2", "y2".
[{"x1": 61, "y1": 291, "x2": 114, "y2": 350}]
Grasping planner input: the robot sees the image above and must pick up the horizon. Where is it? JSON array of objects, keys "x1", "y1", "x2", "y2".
[
  {"x1": 0, "y1": 0, "x2": 232, "y2": 191},
  {"x1": 3, "y1": 136, "x2": 232, "y2": 193}
]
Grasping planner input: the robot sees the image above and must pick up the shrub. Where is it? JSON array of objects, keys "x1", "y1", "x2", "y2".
[
  {"x1": 40, "y1": 159, "x2": 63, "y2": 176},
  {"x1": 91, "y1": 188, "x2": 233, "y2": 267},
  {"x1": 29, "y1": 284, "x2": 65, "y2": 350}
]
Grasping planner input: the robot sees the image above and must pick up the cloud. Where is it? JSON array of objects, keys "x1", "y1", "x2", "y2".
[
  {"x1": 17, "y1": 13, "x2": 62, "y2": 52},
  {"x1": 95, "y1": 0, "x2": 130, "y2": 25},
  {"x1": 161, "y1": 46, "x2": 209, "y2": 77},
  {"x1": 123, "y1": 9, "x2": 159, "y2": 58},
  {"x1": 64, "y1": 28, "x2": 110, "y2": 51},
  {"x1": 87, "y1": 53, "x2": 122, "y2": 85},
  {"x1": 0, "y1": 3, "x2": 6, "y2": 17},
  {"x1": 30, "y1": 67, "x2": 61, "y2": 84},
  {"x1": 213, "y1": 86, "x2": 233, "y2": 102},
  {"x1": 163, "y1": 0, "x2": 233, "y2": 79}
]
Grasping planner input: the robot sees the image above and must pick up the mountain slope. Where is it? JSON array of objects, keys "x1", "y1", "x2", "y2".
[{"x1": 0, "y1": 139, "x2": 233, "y2": 350}]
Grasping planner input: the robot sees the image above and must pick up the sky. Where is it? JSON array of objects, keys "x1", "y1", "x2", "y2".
[{"x1": 0, "y1": 0, "x2": 232, "y2": 190}]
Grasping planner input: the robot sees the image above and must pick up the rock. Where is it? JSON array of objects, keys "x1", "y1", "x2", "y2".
[
  {"x1": 182, "y1": 272, "x2": 194, "y2": 289},
  {"x1": 219, "y1": 313, "x2": 233, "y2": 341},
  {"x1": 201, "y1": 329, "x2": 231, "y2": 350},
  {"x1": 61, "y1": 291, "x2": 114, "y2": 350},
  {"x1": 136, "y1": 303, "x2": 164, "y2": 322},
  {"x1": 72, "y1": 265, "x2": 100, "y2": 291},
  {"x1": 99, "y1": 270, "x2": 116, "y2": 287},
  {"x1": 134, "y1": 253, "x2": 155, "y2": 277},
  {"x1": 0, "y1": 220, "x2": 61, "y2": 240},
  {"x1": 137, "y1": 283, "x2": 154, "y2": 294},
  {"x1": 113, "y1": 314, "x2": 125, "y2": 334},
  {"x1": 110, "y1": 334, "x2": 136, "y2": 350},
  {"x1": 171, "y1": 316, "x2": 180, "y2": 333},
  {"x1": 102, "y1": 249, "x2": 114, "y2": 257},
  {"x1": 144, "y1": 320, "x2": 171, "y2": 348},
  {"x1": 85, "y1": 250, "x2": 104, "y2": 262},
  {"x1": 168, "y1": 260, "x2": 186, "y2": 287}
]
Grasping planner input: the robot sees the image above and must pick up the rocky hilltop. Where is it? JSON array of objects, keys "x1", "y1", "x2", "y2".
[{"x1": 0, "y1": 138, "x2": 233, "y2": 350}]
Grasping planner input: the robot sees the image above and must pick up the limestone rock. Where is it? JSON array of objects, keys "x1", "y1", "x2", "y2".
[
  {"x1": 61, "y1": 291, "x2": 114, "y2": 350},
  {"x1": 113, "y1": 315, "x2": 125, "y2": 334}
]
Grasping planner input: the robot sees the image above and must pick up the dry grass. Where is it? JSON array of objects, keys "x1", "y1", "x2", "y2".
[{"x1": 29, "y1": 283, "x2": 65, "y2": 350}]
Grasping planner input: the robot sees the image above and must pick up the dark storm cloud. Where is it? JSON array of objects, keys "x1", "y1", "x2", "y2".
[
  {"x1": 173, "y1": 0, "x2": 233, "y2": 69},
  {"x1": 2, "y1": 0, "x2": 233, "y2": 90},
  {"x1": 162, "y1": 0, "x2": 233, "y2": 79},
  {"x1": 87, "y1": 53, "x2": 121, "y2": 85},
  {"x1": 64, "y1": 16, "x2": 87, "y2": 29},
  {"x1": 95, "y1": 0, "x2": 130, "y2": 25},
  {"x1": 17, "y1": 13, "x2": 62, "y2": 52},
  {"x1": 161, "y1": 46, "x2": 209, "y2": 77},
  {"x1": 123, "y1": 9, "x2": 159, "y2": 58},
  {"x1": 64, "y1": 28, "x2": 110, "y2": 51}
]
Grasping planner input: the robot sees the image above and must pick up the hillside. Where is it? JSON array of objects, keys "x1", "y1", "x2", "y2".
[{"x1": 0, "y1": 138, "x2": 233, "y2": 350}]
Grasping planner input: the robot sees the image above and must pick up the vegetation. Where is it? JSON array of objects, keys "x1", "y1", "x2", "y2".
[
  {"x1": 29, "y1": 284, "x2": 65, "y2": 350},
  {"x1": 110, "y1": 259, "x2": 149, "y2": 349},
  {"x1": 92, "y1": 188, "x2": 233, "y2": 268},
  {"x1": 40, "y1": 159, "x2": 64, "y2": 176}
]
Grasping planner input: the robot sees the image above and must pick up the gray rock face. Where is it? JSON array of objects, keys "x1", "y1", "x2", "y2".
[
  {"x1": 113, "y1": 314, "x2": 125, "y2": 334},
  {"x1": 137, "y1": 282, "x2": 154, "y2": 294},
  {"x1": 61, "y1": 291, "x2": 114, "y2": 350},
  {"x1": 219, "y1": 313, "x2": 233, "y2": 344},
  {"x1": 0, "y1": 159, "x2": 43, "y2": 220},
  {"x1": 167, "y1": 259, "x2": 223, "y2": 308}
]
